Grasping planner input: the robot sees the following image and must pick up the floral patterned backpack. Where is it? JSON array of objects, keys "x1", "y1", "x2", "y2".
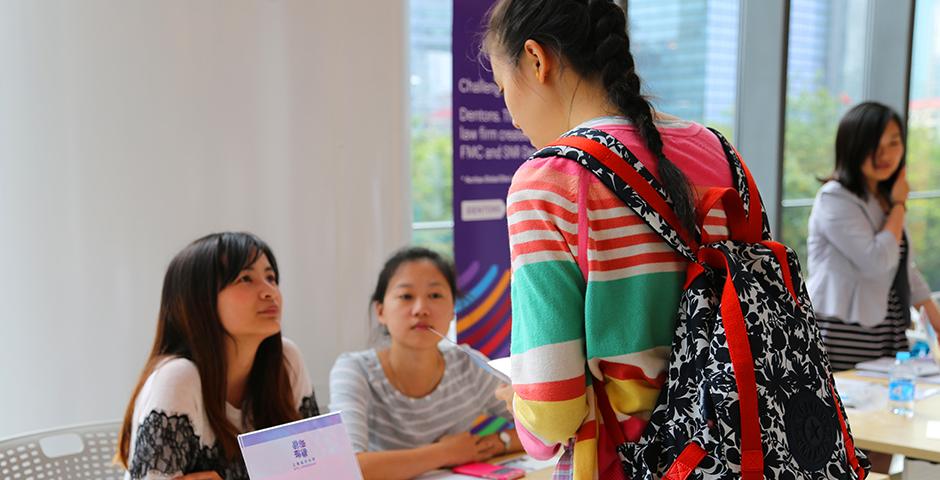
[{"x1": 532, "y1": 127, "x2": 870, "y2": 480}]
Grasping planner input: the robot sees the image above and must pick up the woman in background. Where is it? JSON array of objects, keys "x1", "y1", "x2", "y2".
[
  {"x1": 117, "y1": 232, "x2": 319, "y2": 480},
  {"x1": 808, "y1": 101, "x2": 940, "y2": 371}
]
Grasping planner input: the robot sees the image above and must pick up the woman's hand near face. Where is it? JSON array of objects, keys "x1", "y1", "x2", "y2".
[
  {"x1": 883, "y1": 167, "x2": 909, "y2": 243},
  {"x1": 891, "y1": 167, "x2": 910, "y2": 205}
]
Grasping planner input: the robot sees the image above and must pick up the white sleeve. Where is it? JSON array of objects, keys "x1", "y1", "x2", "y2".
[
  {"x1": 815, "y1": 192, "x2": 900, "y2": 279},
  {"x1": 127, "y1": 358, "x2": 206, "y2": 480},
  {"x1": 909, "y1": 257, "x2": 933, "y2": 305}
]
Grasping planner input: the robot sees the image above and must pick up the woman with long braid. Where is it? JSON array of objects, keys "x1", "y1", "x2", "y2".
[{"x1": 484, "y1": 1, "x2": 740, "y2": 478}]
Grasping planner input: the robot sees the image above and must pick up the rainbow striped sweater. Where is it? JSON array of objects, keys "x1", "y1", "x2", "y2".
[{"x1": 507, "y1": 118, "x2": 733, "y2": 480}]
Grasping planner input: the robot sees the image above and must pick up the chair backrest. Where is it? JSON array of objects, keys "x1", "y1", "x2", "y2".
[{"x1": 0, "y1": 421, "x2": 125, "y2": 480}]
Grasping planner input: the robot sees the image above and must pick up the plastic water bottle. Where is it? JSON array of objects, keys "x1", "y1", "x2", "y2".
[{"x1": 888, "y1": 351, "x2": 916, "y2": 417}]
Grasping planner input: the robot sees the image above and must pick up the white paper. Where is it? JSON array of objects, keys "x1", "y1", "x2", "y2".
[
  {"x1": 835, "y1": 378, "x2": 888, "y2": 412},
  {"x1": 836, "y1": 377, "x2": 940, "y2": 413},
  {"x1": 852, "y1": 370, "x2": 940, "y2": 384},
  {"x1": 854, "y1": 356, "x2": 940, "y2": 376},
  {"x1": 488, "y1": 356, "x2": 512, "y2": 382}
]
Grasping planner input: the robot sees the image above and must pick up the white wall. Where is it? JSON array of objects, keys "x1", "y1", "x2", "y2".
[{"x1": 0, "y1": 0, "x2": 409, "y2": 438}]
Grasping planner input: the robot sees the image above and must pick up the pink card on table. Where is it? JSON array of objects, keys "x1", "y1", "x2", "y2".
[{"x1": 237, "y1": 411, "x2": 363, "y2": 480}]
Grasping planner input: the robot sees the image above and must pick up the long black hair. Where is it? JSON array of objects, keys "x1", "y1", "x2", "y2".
[
  {"x1": 484, "y1": 0, "x2": 696, "y2": 234},
  {"x1": 831, "y1": 101, "x2": 905, "y2": 200},
  {"x1": 118, "y1": 232, "x2": 298, "y2": 466}
]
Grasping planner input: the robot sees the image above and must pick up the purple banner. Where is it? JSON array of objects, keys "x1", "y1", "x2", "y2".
[{"x1": 452, "y1": 0, "x2": 533, "y2": 359}]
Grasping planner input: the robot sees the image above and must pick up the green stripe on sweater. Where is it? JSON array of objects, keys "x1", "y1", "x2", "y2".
[
  {"x1": 585, "y1": 272, "x2": 683, "y2": 357},
  {"x1": 510, "y1": 259, "x2": 585, "y2": 354}
]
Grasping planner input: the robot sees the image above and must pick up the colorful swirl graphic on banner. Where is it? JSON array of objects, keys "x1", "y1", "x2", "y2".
[{"x1": 455, "y1": 260, "x2": 511, "y2": 358}]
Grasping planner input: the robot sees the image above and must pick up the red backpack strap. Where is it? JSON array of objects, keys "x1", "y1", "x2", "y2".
[
  {"x1": 828, "y1": 378, "x2": 866, "y2": 479},
  {"x1": 698, "y1": 247, "x2": 765, "y2": 480},
  {"x1": 573, "y1": 158, "x2": 626, "y2": 448},
  {"x1": 696, "y1": 187, "x2": 758, "y2": 244},
  {"x1": 577, "y1": 168, "x2": 590, "y2": 281},
  {"x1": 760, "y1": 240, "x2": 801, "y2": 305},
  {"x1": 548, "y1": 135, "x2": 699, "y2": 261},
  {"x1": 575, "y1": 166, "x2": 627, "y2": 453},
  {"x1": 664, "y1": 443, "x2": 708, "y2": 480},
  {"x1": 706, "y1": 127, "x2": 771, "y2": 240},
  {"x1": 591, "y1": 376, "x2": 626, "y2": 447}
]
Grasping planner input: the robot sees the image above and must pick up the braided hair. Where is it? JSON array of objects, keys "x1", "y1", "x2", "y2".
[{"x1": 485, "y1": 0, "x2": 696, "y2": 234}]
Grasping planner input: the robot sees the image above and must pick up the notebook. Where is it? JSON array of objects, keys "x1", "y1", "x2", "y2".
[{"x1": 237, "y1": 411, "x2": 363, "y2": 479}]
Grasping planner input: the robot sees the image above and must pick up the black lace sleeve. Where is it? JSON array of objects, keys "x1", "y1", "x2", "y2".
[
  {"x1": 299, "y1": 394, "x2": 320, "y2": 418},
  {"x1": 128, "y1": 411, "x2": 201, "y2": 479}
]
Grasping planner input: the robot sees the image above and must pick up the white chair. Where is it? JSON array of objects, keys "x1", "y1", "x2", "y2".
[{"x1": 0, "y1": 421, "x2": 125, "y2": 480}]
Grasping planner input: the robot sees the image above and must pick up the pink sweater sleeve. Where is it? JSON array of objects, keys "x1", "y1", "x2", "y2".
[{"x1": 514, "y1": 415, "x2": 560, "y2": 460}]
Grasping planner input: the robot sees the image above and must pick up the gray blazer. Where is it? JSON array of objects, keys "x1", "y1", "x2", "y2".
[{"x1": 806, "y1": 181, "x2": 931, "y2": 327}]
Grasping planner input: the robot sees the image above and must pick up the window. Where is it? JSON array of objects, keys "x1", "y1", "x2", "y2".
[
  {"x1": 907, "y1": 0, "x2": 940, "y2": 290},
  {"x1": 628, "y1": 0, "x2": 740, "y2": 139},
  {"x1": 781, "y1": 0, "x2": 868, "y2": 268},
  {"x1": 781, "y1": 0, "x2": 940, "y2": 291},
  {"x1": 409, "y1": 0, "x2": 454, "y2": 257}
]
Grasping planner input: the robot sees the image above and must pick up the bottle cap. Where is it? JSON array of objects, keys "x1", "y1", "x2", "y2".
[{"x1": 896, "y1": 351, "x2": 911, "y2": 361}]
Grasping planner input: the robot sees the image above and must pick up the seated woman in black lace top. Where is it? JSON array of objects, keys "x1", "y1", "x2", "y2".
[{"x1": 116, "y1": 232, "x2": 319, "y2": 480}]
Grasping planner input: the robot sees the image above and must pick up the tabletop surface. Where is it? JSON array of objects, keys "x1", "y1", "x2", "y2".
[{"x1": 836, "y1": 370, "x2": 940, "y2": 463}]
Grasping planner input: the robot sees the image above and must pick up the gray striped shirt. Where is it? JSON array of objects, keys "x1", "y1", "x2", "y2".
[{"x1": 328, "y1": 345, "x2": 511, "y2": 452}]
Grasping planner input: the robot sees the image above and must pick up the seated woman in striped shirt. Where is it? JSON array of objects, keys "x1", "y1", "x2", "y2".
[{"x1": 329, "y1": 247, "x2": 522, "y2": 480}]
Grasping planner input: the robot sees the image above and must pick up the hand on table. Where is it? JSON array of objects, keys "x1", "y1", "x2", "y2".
[{"x1": 435, "y1": 431, "x2": 500, "y2": 466}]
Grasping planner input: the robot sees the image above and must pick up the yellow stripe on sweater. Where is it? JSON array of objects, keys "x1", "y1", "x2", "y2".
[
  {"x1": 573, "y1": 437, "x2": 598, "y2": 480},
  {"x1": 513, "y1": 394, "x2": 589, "y2": 444},
  {"x1": 605, "y1": 378, "x2": 661, "y2": 415}
]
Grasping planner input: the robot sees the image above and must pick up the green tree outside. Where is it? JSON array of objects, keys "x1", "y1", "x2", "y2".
[{"x1": 411, "y1": 119, "x2": 455, "y2": 258}]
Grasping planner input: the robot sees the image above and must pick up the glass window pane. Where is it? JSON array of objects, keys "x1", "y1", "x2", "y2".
[
  {"x1": 412, "y1": 228, "x2": 455, "y2": 260},
  {"x1": 908, "y1": 0, "x2": 940, "y2": 290},
  {"x1": 409, "y1": 0, "x2": 454, "y2": 249},
  {"x1": 629, "y1": 0, "x2": 740, "y2": 139},
  {"x1": 781, "y1": 0, "x2": 869, "y2": 268},
  {"x1": 907, "y1": 198, "x2": 940, "y2": 291}
]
